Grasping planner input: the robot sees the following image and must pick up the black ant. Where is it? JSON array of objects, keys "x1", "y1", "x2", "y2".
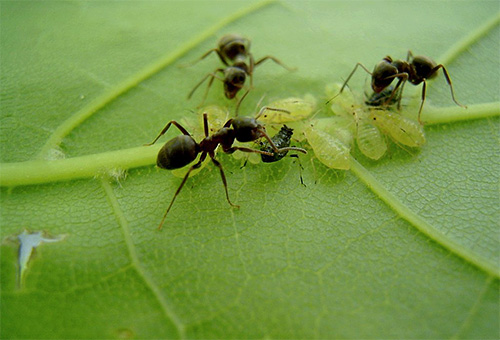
[
  {"x1": 330, "y1": 51, "x2": 466, "y2": 123},
  {"x1": 145, "y1": 106, "x2": 307, "y2": 230},
  {"x1": 187, "y1": 34, "x2": 295, "y2": 106}
]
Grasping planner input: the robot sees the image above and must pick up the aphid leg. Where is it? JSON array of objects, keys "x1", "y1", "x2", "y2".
[
  {"x1": 255, "y1": 106, "x2": 290, "y2": 120},
  {"x1": 326, "y1": 62, "x2": 372, "y2": 104},
  {"x1": 187, "y1": 69, "x2": 225, "y2": 102},
  {"x1": 210, "y1": 155, "x2": 240, "y2": 209},
  {"x1": 145, "y1": 121, "x2": 191, "y2": 146},
  {"x1": 254, "y1": 55, "x2": 296, "y2": 71},
  {"x1": 158, "y1": 153, "x2": 207, "y2": 230},
  {"x1": 433, "y1": 64, "x2": 467, "y2": 109}
]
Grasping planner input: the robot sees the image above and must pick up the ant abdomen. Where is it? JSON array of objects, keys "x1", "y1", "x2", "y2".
[
  {"x1": 410, "y1": 55, "x2": 438, "y2": 82},
  {"x1": 156, "y1": 135, "x2": 199, "y2": 170}
]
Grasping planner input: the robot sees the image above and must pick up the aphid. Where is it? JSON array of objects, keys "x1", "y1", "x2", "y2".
[
  {"x1": 369, "y1": 108, "x2": 425, "y2": 147},
  {"x1": 260, "y1": 125, "x2": 295, "y2": 163},
  {"x1": 145, "y1": 107, "x2": 306, "y2": 229},
  {"x1": 352, "y1": 108, "x2": 387, "y2": 160},
  {"x1": 331, "y1": 51, "x2": 466, "y2": 123},
  {"x1": 258, "y1": 95, "x2": 316, "y2": 124},
  {"x1": 187, "y1": 34, "x2": 295, "y2": 106},
  {"x1": 304, "y1": 122, "x2": 351, "y2": 170}
]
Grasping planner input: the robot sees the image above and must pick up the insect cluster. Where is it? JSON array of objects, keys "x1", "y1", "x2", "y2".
[{"x1": 145, "y1": 34, "x2": 465, "y2": 229}]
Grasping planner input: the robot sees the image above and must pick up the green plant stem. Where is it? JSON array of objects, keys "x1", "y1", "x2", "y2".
[
  {"x1": 36, "y1": 0, "x2": 276, "y2": 160},
  {"x1": 438, "y1": 12, "x2": 500, "y2": 65},
  {"x1": 349, "y1": 156, "x2": 500, "y2": 279},
  {"x1": 1, "y1": 102, "x2": 498, "y2": 188},
  {"x1": 0, "y1": 145, "x2": 160, "y2": 187},
  {"x1": 423, "y1": 102, "x2": 499, "y2": 125}
]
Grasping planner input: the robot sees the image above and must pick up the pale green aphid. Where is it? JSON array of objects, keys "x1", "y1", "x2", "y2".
[
  {"x1": 352, "y1": 108, "x2": 387, "y2": 160},
  {"x1": 304, "y1": 122, "x2": 351, "y2": 170},
  {"x1": 369, "y1": 108, "x2": 426, "y2": 148},
  {"x1": 257, "y1": 94, "x2": 316, "y2": 124}
]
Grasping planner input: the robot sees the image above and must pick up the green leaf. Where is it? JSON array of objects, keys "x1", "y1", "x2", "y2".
[{"x1": 1, "y1": 1, "x2": 499, "y2": 338}]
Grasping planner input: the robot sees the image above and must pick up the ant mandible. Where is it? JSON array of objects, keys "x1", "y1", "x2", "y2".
[
  {"x1": 145, "y1": 105, "x2": 307, "y2": 230},
  {"x1": 187, "y1": 34, "x2": 295, "y2": 106},
  {"x1": 330, "y1": 51, "x2": 466, "y2": 123}
]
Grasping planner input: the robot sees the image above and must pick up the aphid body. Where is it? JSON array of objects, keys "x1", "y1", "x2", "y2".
[
  {"x1": 260, "y1": 125, "x2": 294, "y2": 163},
  {"x1": 304, "y1": 125, "x2": 350, "y2": 170},
  {"x1": 369, "y1": 109, "x2": 425, "y2": 147}
]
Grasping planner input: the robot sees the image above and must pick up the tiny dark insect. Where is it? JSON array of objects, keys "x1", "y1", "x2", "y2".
[
  {"x1": 260, "y1": 125, "x2": 295, "y2": 163},
  {"x1": 145, "y1": 107, "x2": 306, "y2": 230},
  {"x1": 187, "y1": 34, "x2": 295, "y2": 107},
  {"x1": 329, "y1": 51, "x2": 466, "y2": 123},
  {"x1": 260, "y1": 125, "x2": 305, "y2": 185},
  {"x1": 365, "y1": 86, "x2": 399, "y2": 107}
]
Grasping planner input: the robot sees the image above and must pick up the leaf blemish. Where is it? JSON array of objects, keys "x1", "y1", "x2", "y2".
[{"x1": 14, "y1": 230, "x2": 67, "y2": 288}]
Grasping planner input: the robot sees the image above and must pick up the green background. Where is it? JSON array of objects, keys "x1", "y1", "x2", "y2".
[{"x1": 1, "y1": 1, "x2": 499, "y2": 338}]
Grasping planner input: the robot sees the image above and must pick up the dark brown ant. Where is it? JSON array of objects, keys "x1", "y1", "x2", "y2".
[
  {"x1": 187, "y1": 34, "x2": 295, "y2": 107},
  {"x1": 330, "y1": 51, "x2": 466, "y2": 123},
  {"x1": 145, "y1": 106, "x2": 307, "y2": 230},
  {"x1": 188, "y1": 34, "x2": 251, "y2": 67}
]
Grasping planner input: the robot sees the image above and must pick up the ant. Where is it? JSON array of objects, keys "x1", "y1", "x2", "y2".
[
  {"x1": 145, "y1": 106, "x2": 307, "y2": 230},
  {"x1": 187, "y1": 34, "x2": 295, "y2": 106},
  {"x1": 330, "y1": 51, "x2": 466, "y2": 123}
]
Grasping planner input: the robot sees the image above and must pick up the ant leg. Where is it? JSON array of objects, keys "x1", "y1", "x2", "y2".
[
  {"x1": 254, "y1": 55, "x2": 296, "y2": 71},
  {"x1": 433, "y1": 64, "x2": 467, "y2": 109},
  {"x1": 157, "y1": 152, "x2": 207, "y2": 230},
  {"x1": 407, "y1": 50, "x2": 414, "y2": 61},
  {"x1": 202, "y1": 113, "x2": 209, "y2": 137},
  {"x1": 226, "y1": 146, "x2": 274, "y2": 157},
  {"x1": 187, "y1": 68, "x2": 224, "y2": 101},
  {"x1": 235, "y1": 88, "x2": 251, "y2": 117},
  {"x1": 145, "y1": 121, "x2": 192, "y2": 146},
  {"x1": 417, "y1": 80, "x2": 427, "y2": 124},
  {"x1": 381, "y1": 72, "x2": 408, "y2": 109},
  {"x1": 180, "y1": 49, "x2": 229, "y2": 68},
  {"x1": 210, "y1": 156, "x2": 240, "y2": 209},
  {"x1": 326, "y1": 62, "x2": 372, "y2": 104}
]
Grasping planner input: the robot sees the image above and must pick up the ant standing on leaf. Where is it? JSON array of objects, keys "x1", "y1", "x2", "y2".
[
  {"x1": 145, "y1": 102, "x2": 307, "y2": 230},
  {"x1": 329, "y1": 51, "x2": 466, "y2": 124},
  {"x1": 186, "y1": 34, "x2": 295, "y2": 107}
]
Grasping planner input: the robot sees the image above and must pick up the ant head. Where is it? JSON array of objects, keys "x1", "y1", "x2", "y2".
[
  {"x1": 157, "y1": 135, "x2": 199, "y2": 170},
  {"x1": 411, "y1": 55, "x2": 438, "y2": 81},
  {"x1": 371, "y1": 59, "x2": 398, "y2": 93},
  {"x1": 231, "y1": 117, "x2": 264, "y2": 142},
  {"x1": 218, "y1": 34, "x2": 250, "y2": 61},
  {"x1": 224, "y1": 67, "x2": 247, "y2": 99}
]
